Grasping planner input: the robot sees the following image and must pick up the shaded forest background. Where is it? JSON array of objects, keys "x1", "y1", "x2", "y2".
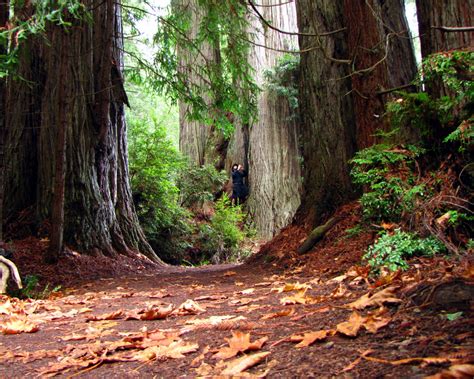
[{"x1": 0, "y1": 0, "x2": 472, "y2": 275}]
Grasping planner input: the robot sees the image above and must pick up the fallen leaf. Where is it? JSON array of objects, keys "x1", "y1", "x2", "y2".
[
  {"x1": 173, "y1": 300, "x2": 205, "y2": 316},
  {"x1": 272, "y1": 282, "x2": 311, "y2": 293},
  {"x1": 224, "y1": 271, "x2": 237, "y2": 277},
  {"x1": 221, "y1": 352, "x2": 270, "y2": 376},
  {"x1": 86, "y1": 310, "x2": 123, "y2": 321},
  {"x1": 0, "y1": 299, "x2": 13, "y2": 315},
  {"x1": 347, "y1": 287, "x2": 401, "y2": 310},
  {"x1": 126, "y1": 304, "x2": 174, "y2": 321},
  {"x1": 194, "y1": 295, "x2": 227, "y2": 301},
  {"x1": 426, "y1": 364, "x2": 474, "y2": 379},
  {"x1": 280, "y1": 290, "x2": 312, "y2": 305},
  {"x1": 364, "y1": 308, "x2": 392, "y2": 334},
  {"x1": 240, "y1": 288, "x2": 255, "y2": 295},
  {"x1": 260, "y1": 308, "x2": 295, "y2": 320},
  {"x1": 213, "y1": 331, "x2": 268, "y2": 360},
  {"x1": 291, "y1": 330, "x2": 333, "y2": 348},
  {"x1": 336, "y1": 312, "x2": 365, "y2": 337},
  {"x1": 1, "y1": 316, "x2": 39, "y2": 334}
]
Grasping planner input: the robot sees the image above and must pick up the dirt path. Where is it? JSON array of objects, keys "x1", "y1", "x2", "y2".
[{"x1": 1, "y1": 261, "x2": 472, "y2": 378}]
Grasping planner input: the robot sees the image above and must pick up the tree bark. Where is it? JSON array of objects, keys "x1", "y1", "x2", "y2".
[
  {"x1": 0, "y1": 0, "x2": 8, "y2": 242},
  {"x1": 344, "y1": 0, "x2": 417, "y2": 149},
  {"x1": 4, "y1": 1, "x2": 162, "y2": 263},
  {"x1": 243, "y1": 0, "x2": 302, "y2": 239},
  {"x1": 295, "y1": 0, "x2": 357, "y2": 225},
  {"x1": 416, "y1": 0, "x2": 473, "y2": 57},
  {"x1": 46, "y1": 27, "x2": 70, "y2": 264}
]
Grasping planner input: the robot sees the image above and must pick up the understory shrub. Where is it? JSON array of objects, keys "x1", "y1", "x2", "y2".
[
  {"x1": 198, "y1": 195, "x2": 245, "y2": 264},
  {"x1": 353, "y1": 50, "x2": 473, "y2": 273},
  {"x1": 363, "y1": 229, "x2": 446, "y2": 273}
]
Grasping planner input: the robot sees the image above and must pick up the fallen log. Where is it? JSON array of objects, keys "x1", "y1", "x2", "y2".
[
  {"x1": 297, "y1": 217, "x2": 339, "y2": 255},
  {"x1": 0, "y1": 255, "x2": 23, "y2": 294}
]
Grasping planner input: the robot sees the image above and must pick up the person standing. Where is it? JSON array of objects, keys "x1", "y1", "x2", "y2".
[{"x1": 231, "y1": 164, "x2": 248, "y2": 205}]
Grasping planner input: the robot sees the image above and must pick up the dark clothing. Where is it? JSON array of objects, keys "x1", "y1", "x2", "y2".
[{"x1": 231, "y1": 170, "x2": 248, "y2": 202}]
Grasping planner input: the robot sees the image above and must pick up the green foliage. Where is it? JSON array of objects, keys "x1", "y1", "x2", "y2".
[
  {"x1": 264, "y1": 53, "x2": 300, "y2": 111},
  {"x1": 126, "y1": 81, "x2": 192, "y2": 261},
  {"x1": 363, "y1": 229, "x2": 446, "y2": 273},
  {"x1": 198, "y1": 195, "x2": 245, "y2": 263},
  {"x1": 350, "y1": 144, "x2": 426, "y2": 221},
  {"x1": 16, "y1": 275, "x2": 61, "y2": 299},
  {"x1": 151, "y1": 0, "x2": 259, "y2": 137},
  {"x1": 1, "y1": 0, "x2": 89, "y2": 77},
  {"x1": 177, "y1": 164, "x2": 228, "y2": 208},
  {"x1": 387, "y1": 51, "x2": 473, "y2": 150}
]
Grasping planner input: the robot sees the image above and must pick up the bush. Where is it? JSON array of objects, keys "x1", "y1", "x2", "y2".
[
  {"x1": 198, "y1": 195, "x2": 245, "y2": 263},
  {"x1": 363, "y1": 229, "x2": 446, "y2": 273},
  {"x1": 177, "y1": 164, "x2": 228, "y2": 208},
  {"x1": 350, "y1": 144, "x2": 426, "y2": 222}
]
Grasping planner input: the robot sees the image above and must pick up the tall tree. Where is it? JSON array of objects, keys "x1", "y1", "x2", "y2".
[
  {"x1": 344, "y1": 0, "x2": 417, "y2": 149},
  {"x1": 416, "y1": 0, "x2": 473, "y2": 57},
  {"x1": 243, "y1": 0, "x2": 302, "y2": 238},
  {"x1": 0, "y1": 0, "x2": 8, "y2": 242},
  {"x1": 295, "y1": 0, "x2": 356, "y2": 224},
  {"x1": 4, "y1": 1, "x2": 162, "y2": 263}
]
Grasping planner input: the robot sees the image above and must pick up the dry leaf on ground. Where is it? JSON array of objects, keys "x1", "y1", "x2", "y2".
[
  {"x1": 272, "y1": 282, "x2": 311, "y2": 293},
  {"x1": 126, "y1": 304, "x2": 173, "y2": 320},
  {"x1": 290, "y1": 330, "x2": 334, "y2": 348},
  {"x1": 86, "y1": 310, "x2": 123, "y2": 321},
  {"x1": 221, "y1": 351, "x2": 271, "y2": 376},
  {"x1": 174, "y1": 300, "x2": 206, "y2": 315},
  {"x1": 260, "y1": 308, "x2": 295, "y2": 320},
  {"x1": 336, "y1": 312, "x2": 366, "y2": 337},
  {"x1": 0, "y1": 316, "x2": 39, "y2": 334},
  {"x1": 347, "y1": 287, "x2": 401, "y2": 310},
  {"x1": 213, "y1": 331, "x2": 268, "y2": 360},
  {"x1": 280, "y1": 290, "x2": 313, "y2": 305}
]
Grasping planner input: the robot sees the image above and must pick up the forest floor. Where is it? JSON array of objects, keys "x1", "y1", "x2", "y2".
[{"x1": 1, "y1": 203, "x2": 473, "y2": 378}]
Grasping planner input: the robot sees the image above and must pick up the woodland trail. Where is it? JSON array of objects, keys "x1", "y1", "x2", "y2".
[{"x1": 0, "y1": 260, "x2": 472, "y2": 378}]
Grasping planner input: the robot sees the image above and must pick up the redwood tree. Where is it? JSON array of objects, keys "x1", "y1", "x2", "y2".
[
  {"x1": 4, "y1": 1, "x2": 162, "y2": 263},
  {"x1": 295, "y1": 0, "x2": 357, "y2": 224}
]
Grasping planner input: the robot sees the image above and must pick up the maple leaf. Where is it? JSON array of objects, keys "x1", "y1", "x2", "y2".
[
  {"x1": 347, "y1": 287, "x2": 401, "y2": 310},
  {"x1": 272, "y1": 282, "x2": 311, "y2": 293},
  {"x1": 1, "y1": 316, "x2": 39, "y2": 334},
  {"x1": 290, "y1": 330, "x2": 334, "y2": 348},
  {"x1": 213, "y1": 331, "x2": 268, "y2": 360},
  {"x1": 260, "y1": 308, "x2": 295, "y2": 320},
  {"x1": 221, "y1": 351, "x2": 271, "y2": 376},
  {"x1": 0, "y1": 299, "x2": 13, "y2": 315},
  {"x1": 336, "y1": 312, "x2": 366, "y2": 337},
  {"x1": 126, "y1": 304, "x2": 174, "y2": 321},
  {"x1": 86, "y1": 310, "x2": 123, "y2": 321},
  {"x1": 280, "y1": 290, "x2": 312, "y2": 305},
  {"x1": 174, "y1": 299, "x2": 206, "y2": 315},
  {"x1": 363, "y1": 308, "x2": 392, "y2": 334}
]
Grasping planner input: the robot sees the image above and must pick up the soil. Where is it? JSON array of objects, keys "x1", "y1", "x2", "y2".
[{"x1": 0, "y1": 202, "x2": 473, "y2": 378}]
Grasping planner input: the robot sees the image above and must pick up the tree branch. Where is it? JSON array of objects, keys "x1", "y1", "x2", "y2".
[{"x1": 432, "y1": 26, "x2": 474, "y2": 32}]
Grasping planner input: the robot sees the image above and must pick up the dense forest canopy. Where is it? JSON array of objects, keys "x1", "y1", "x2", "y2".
[{"x1": 0, "y1": 0, "x2": 472, "y2": 268}]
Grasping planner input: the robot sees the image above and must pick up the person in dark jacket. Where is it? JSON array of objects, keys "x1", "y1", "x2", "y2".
[{"x1": 231, "y1": 163, "x2": 248, "y2": 205}]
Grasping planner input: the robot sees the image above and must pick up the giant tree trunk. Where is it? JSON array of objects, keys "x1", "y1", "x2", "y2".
[
  {"x1": 174, "y1": 0, "x2": 224, "y2": 167},
  {"x1": 344, "y1": 0, "x2": 417, "y2": 149},
  {"x1": 0, "y1": 0, "x2": 8, "y2": 242},
  {"x1": 244, "y1": 0, "x2": 302, "y2": 238},
  {"x1": 416, "y1": 0, "x2": 473, "y2": 57},
  {"x1": 4, "y1": 1, "x2": 162, "y2": 263},
  {"x1": 295, "y1": 0, "x2": 357, "y2": 225}
]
